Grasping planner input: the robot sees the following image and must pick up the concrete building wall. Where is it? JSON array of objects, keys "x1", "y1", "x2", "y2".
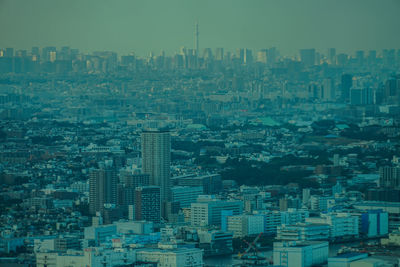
[{"x1": 273, "y1": 241, "x2": 328, "y2": 267}]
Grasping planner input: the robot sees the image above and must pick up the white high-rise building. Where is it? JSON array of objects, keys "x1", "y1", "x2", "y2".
[{"x1": 141, "y1": 130, "x2": 171, "y2": 202}]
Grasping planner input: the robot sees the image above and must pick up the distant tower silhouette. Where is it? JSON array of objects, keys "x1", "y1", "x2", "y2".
[{"x1": 195, "y1": 21, "x2": 199, "y2": 56}]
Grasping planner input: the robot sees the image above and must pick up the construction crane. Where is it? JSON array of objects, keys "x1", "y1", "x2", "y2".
[
  {"x1": 238, "y1": 232, "x2": 262, "y2": 258},
  {"x1": 236, "y1": 232, "x2": 270, "y2": 266}
]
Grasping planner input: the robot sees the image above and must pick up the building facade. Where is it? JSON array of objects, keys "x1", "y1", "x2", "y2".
[
  {"x1": 135, "y1": 186, "x2": 161, "y2": 224},
  {"x1": 89, "y1": 166, "x2": 117, "y2": 215}
]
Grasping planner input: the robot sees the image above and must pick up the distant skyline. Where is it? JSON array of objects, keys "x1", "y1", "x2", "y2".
[{"x1": 1, "y1": 0, "x2": 400, "y2": 56}]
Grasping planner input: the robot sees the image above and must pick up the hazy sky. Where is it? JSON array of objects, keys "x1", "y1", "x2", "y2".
[{"x1": 1, "y1": 0, "x2": 400, "y2": 56}]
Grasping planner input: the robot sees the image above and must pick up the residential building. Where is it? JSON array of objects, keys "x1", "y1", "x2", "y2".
[
  {"x1": 135, "y1": 186, "x2": 161, "y2": 224},
  {"x1": 141, "y1": 129, "x2": 171, "y2": 203}
]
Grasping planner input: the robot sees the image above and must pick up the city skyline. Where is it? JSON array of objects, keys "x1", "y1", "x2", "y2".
[
  {"x1": 1, "y1": 0, "x2": 400, "y2": 56},
  {"x1": 2, "y1": 44, "x2": 400, "y2": 60},
  {"x1": 2, "y1": 1, "x2": 400, "y2": 266}
]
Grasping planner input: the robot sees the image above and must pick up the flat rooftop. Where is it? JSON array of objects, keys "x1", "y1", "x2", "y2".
[{"x1": 332, "y1": 252, "x2": 368, "y2": 258}]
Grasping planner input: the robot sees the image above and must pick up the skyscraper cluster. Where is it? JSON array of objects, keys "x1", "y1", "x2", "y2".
[{"x1": 88, "y1": 129, "x2": 171, "y2": 224}]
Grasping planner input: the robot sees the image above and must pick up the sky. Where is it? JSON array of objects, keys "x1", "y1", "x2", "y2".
[{"x1": 1, "y1": 0, "x2": 400, "y2": 56}]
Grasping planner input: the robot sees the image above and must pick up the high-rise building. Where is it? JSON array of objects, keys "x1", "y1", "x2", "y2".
[
  {"x1": 243, "y1": 49, "x2": 253, "y2": 65},
  {"x1": 257, "y1": 49, "x2": 268, "y2": 64},
  {"x1": 89, "y1": 163, "x2": 118, "y2": 215},
  {"x1": 141, "y1": 129, "x2": 171, "y2": 203},
  {"x1": 267, "y1": 47, "x2": 278, "y2": 66},
  {"x1": 120, "y1": 170, "x2": 150, "y2": 188},
  {"x1": 135, "y1": 186, "x2": 161, "y2": 223},
  {"x1": 300, "y1": 49, "x2": 316, "y2": 66},
  {"x1": 336, "y1": 53, "x2": 348, "y2": 66},
  {"x1": 384, "y1": 78, "x2": 399, "y2": 100},
  {"x1": 321, "y1": 78, "x2": 335, "y2": 101},
  {"x1": 4, "y1": 48, "x2": 14, "y2": 58},
  {"x1": 327, "y1": 48, "x2": 336, "y2": 65},
  {"x1": 379, "y1": 166, "x2": 400, "y2": 188},
  {"x1": 215, "y1": 48, "x2": 224, "y2": 61},
  {"x1": 368, "y1": 50, "x2": 377, "y2": 65},
  {"x1": 118, "y1": 169, "x2": 150, "y2": 218},
  {"x1": 117, "y1": 184, "x2": 135, "y2": 218},
  {"x1": 202, "y1": 48, "x2": 213, "y2": 60},
  {"x1": 302, "y1": 188, "x2": 311, "y2": 205},
  {"x1": 341, "y1": 74, "x2": 353, "y2": 101},
  {"x1": 383, "y1": 49, "x2": 396, "y2": 67},
  {"x1": 236, "y1": 48, "x2": 253, "y2": 65},
  {"x1": 355, "y1": 50, "x2": 365, "y2": 66},
  {"x1": 350, "y1": 87, "x2": 373, "y2": 105},
  {"x1": 42, "y1": 46, "x2": 56, "y2": 62},
  {"x1": 237, "y1": 48, "x2": 244, "y2": 63}
]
